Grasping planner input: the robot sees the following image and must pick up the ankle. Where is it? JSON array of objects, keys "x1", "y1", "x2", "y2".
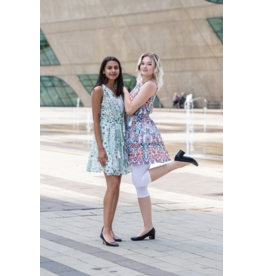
[
  {"x1": 173, "y1": 160, "x2": 186, "y2": 169},
  {"x1": 144, "y1": 225, "x2": 153, "y2": 231},
  {"x1": 103, "y1": 227, "x2": 111, "y2": 233}
]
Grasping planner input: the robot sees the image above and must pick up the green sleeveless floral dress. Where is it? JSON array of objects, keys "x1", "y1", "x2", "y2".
[{"x1": 86, "y1": 84, "x2": 131, "y2": 176}]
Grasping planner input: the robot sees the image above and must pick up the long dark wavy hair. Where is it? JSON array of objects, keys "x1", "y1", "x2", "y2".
[{"x1": 93, "y1": 56, "x2": 124, "y2": 97}]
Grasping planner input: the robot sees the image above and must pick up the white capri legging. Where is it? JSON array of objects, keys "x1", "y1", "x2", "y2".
[{"x1": 132, "y1": 164, "x2": 152, "y2": 198}]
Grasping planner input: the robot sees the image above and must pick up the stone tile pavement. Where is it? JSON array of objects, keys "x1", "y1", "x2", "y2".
[
  {"x1": 40, "y1": 150, "x2": 223, "y2": 275},
  {"x1": 40, "y1": 108, "x2": 223, "y2": 276}
]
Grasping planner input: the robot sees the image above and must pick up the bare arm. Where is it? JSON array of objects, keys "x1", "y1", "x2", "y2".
[
  {"x1": 92, "y1": 86, "x2": 108, "y2": 167},
  {"x1": 123, "y1": 82, "x2": 157, "y2": 115}
]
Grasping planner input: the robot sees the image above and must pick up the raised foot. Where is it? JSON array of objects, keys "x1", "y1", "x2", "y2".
[{"x1": 175, "y1": 150, "x2": 198, "y2": 166}]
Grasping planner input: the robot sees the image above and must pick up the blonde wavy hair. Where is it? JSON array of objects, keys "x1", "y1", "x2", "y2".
[{"x1": 136, "y1": 52, "x2": 164, "y2": 89}]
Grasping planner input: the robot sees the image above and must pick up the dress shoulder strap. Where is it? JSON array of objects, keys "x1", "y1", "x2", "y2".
[
  {"x1": 142, "y1": 79, "x2": 157, "y2": 86},
  {"x1": 101, "y1": 84, "x2": 106, "y2": 92},
  {"x1": 142, "y1": 79, "x2": 158, "y2": 95}
]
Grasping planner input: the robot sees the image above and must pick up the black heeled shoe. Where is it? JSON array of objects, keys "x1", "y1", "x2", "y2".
[
  {"x1": 113, "y1": 236, "x2": 122, "y2": 242},
  {"x1": 131, "y1": 228, "x2": 155, "y2": 241},
  {"x1": 100, "y1": 228, "x2": 119, "y2": 247},
  {"x1": 101, "y1": 227, "x2": 122, "y2": 242},
  {"x1": 175, "y1": 150, "x2": 198, "y2": 166}
]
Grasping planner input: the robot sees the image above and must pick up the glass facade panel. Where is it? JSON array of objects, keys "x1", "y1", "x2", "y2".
[
  {"x1": 40, "y1": 76, "x2": 83, "y2": 107},
  {"x1": 40, "y1": 30, "x2": 60, "y2": 66},
  {"x1": 46, "y1": 87, "x2": 63, "y2": 106},
  {"x1": 78, "y1": 74, "x2": 163, "y2": 108},
  {"x1": 123, "y1": 74, "x2": 137, "y2": 92},
  {"x1": 40, "y1": 97, "x2": 44, "y2": 106},
  {"x1": 78, "y1": 75, "x2": 97, "y2": 94},
  {"x1": 207, "y1": 17, "x2": 223, "y2": 44},
  {"x1": 55, "y1": 87, "x2": 74, "y2": 106},
  {"x1": 153, "y1": 96, "x2": 164, "y2": 108},
  {"x1": 40, "y1": 87, "x2": 54, "y2": 106},
  {"x1": 205, "y1": 0, "x2": 223, "y2": 3}
]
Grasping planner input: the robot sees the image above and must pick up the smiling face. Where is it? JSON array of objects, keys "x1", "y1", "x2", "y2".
[
  {"x1": 139, "y1": 56, "x2": 154, "y2": 78},
  {"x1": 103, "y1": 61, "x2": 120, "y2": 81}
]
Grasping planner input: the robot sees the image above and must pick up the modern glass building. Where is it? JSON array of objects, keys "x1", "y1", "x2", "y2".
[
  {"x1": 207, "y1": 17, "x2": 223, "y2": 44},
  {"x1": 40, "y1": 76, "x2": 83, "y2": 107},
  {"x1": 40, "y1": 30, "x2": 59, "y2": 66},
  {"x1": 205, "y1": 0, "x2": 223, "y2": 4},
  {"x1": 40, "y1": 29, "x2": 82, "y2": 107},
  {"x1": 40, "y1": 0, "x2": 223, "y2": 108}
]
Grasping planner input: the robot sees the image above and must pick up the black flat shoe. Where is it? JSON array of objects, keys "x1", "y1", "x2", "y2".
[
  {"x1": 175, "y1": 150, "x2": 198, "y2": 166},
  {"x1": 131, "y1": 228, "x2": 155, "y2": 241},
  {"x1": 113, "y1": 236, "x2": 122, "y2": 242},
  {"x1": 100, "y1": 228, "x2": 119, "y2": 247}
]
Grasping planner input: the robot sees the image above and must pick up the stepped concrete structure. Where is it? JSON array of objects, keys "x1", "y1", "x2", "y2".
[{"x1": 40, "y1": 0, "x2": 223, "y2": 108}]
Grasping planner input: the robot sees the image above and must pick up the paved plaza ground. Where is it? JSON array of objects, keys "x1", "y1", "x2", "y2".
[{"x1": 40, "y1": 107, "x2": 223, "y2": 276}]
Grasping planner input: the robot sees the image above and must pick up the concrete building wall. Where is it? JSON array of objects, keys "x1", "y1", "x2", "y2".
[{"x1": 40, "y1": 0, "x2": 223, "y2": 108}]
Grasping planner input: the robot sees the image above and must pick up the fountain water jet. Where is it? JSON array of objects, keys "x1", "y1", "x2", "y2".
[
  {"x1": 76, "y1": 98, "x2": 80, "y2": 131},
  {"x1": 86, "y1": 110, "x2": 93, "y2": 149},
  {"x1": 184, "y1": 94, "x2": 194, "y2": 155},
  {"x1": 203, "y1": 99, "x2": 207, "y2": 133},
  {"x1": 73, "y1": 97, "x2": 80, "y2": 131}
]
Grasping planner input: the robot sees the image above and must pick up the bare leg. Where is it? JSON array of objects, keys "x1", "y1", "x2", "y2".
[
  {"x1": 110, "y1": 175, "x2": 122, "y2": 237},
  {"x1": 149, "y1": 160, "x2": 189, "y2": 182},
  {"x1": 137, "y1": 196, "x2": 153, "y2": 236},
  {"x1": 133, "y1": 161, "x2": 189, "y2": 237},
  {"x1": 102, "y1": 173, "x2": 120, "y2": 243}
]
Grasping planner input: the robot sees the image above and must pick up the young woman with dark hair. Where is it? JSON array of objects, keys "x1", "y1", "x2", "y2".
[{"x1": 87, "y1": 56, "x2": 130, "y2": 247}]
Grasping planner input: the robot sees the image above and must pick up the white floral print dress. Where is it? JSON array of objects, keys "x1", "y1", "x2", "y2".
[{"x1": 86, "y1": 84, "x2": 131, "y2": 176}]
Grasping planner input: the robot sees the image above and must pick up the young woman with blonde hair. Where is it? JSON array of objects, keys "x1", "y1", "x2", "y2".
[{"x1": 123, "y1": 52, "x2": 198, "y2": 241}]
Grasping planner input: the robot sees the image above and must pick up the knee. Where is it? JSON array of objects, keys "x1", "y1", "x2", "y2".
[
  {"x1": 132, "y1": 171, "x2": 151, "y2": 188},
  {"x1": 108, "y1": 181, "x2": 120, "y2": 194}
]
